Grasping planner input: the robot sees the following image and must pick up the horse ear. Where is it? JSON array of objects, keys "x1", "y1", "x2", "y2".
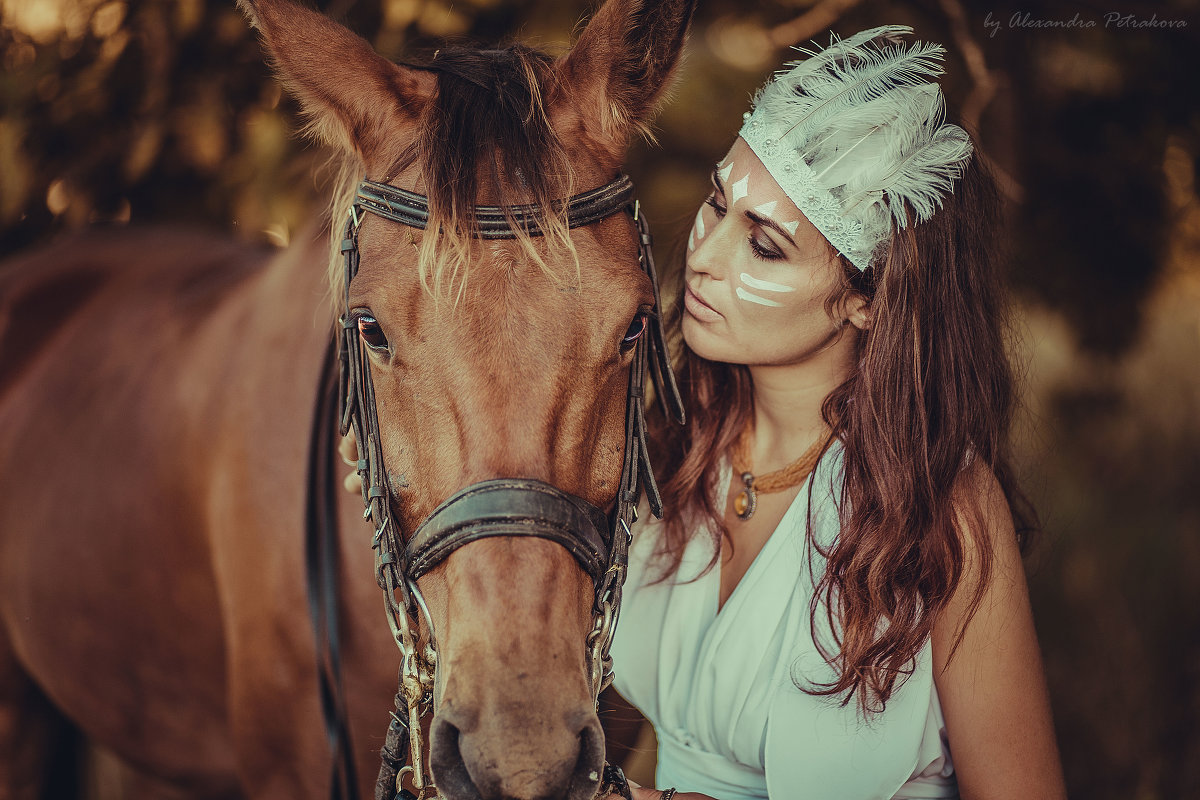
[
  {"x1": 557, "y1": 0, "x2": 697, "y2": 145},
  {"x1": 239, "y1": 0, "x2": 430, "y2": 158}
]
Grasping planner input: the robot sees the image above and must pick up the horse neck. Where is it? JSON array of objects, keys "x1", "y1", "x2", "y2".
[{"x1": 253, "y1": 225, "x2": 338, "y2": 337}]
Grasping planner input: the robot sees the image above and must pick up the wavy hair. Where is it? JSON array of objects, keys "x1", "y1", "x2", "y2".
[{"x1": 648, "y1": 143, "x2": 1037, "y2": 714}]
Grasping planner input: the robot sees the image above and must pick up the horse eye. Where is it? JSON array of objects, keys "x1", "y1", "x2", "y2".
[
  {"x1": 357, "y1": 315, "x2": 389, "y2": 352},
  {"x1": 621, "y1": 312, "x2": 649, "y2": 351}
]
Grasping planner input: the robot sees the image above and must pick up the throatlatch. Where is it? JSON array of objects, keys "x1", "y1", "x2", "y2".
[{"x1": 305, "y1": 171, "x2": 684, "y2": 800}]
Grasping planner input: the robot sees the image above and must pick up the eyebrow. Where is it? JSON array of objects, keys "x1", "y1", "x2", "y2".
[
  {"x1": 710, "y1": 166, "x2": 724, "y2": 192},
  {"x1": 745, "y1": 210, "x2": 797, "y2": 248}
]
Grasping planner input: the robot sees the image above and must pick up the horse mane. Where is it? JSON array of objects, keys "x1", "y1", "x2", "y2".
[{"x1": 325, "y1": 43, "x2": 578, "y2": 307}]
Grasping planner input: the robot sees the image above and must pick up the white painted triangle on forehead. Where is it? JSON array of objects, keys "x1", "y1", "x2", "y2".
[
  {"x1": 718, "y1": 162, "x2": 733, "y2": 183},
  {"x1": 753, "y1": 200, "x2": 777, "y2": 217},
  {"x1": 731, "y1": 174, "x2": 749, "y2": 205},
  {"x1": 781, "y1": 219, "x2": 800, "y2": 236},
  {"x1": 694, "y1": 207, "x2": 706, "y2": 238}
]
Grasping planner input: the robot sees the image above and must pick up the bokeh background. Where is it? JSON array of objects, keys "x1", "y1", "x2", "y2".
[{"x1": 2, "y1": 0, "x2": 1198, "y2": 797}]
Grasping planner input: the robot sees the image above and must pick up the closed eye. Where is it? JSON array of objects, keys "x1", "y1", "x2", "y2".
[
  {"x1": 705, "y1": 194, "x2": 726, "y2": 218},
  {"x1": 747, "y1": 231, "x2": 785, "y2": 261}
]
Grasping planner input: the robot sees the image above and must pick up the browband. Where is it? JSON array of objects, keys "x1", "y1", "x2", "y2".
[{"x1": 356, "y1": 174, "x2": 636, "y2": 239}]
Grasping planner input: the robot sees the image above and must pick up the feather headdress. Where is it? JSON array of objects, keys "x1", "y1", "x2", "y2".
[{"x1": 739, "y1": 25, "x2": 973, "y2": 271}]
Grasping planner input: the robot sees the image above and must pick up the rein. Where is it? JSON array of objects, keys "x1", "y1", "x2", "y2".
[{"x1": 305, "y1": 173, "x2": 684, "y2": 800}]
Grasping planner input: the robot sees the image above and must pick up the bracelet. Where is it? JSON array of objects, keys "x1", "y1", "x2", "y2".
[{"x1": 660, "y1": 790, "x2": 677, "y2": 800}]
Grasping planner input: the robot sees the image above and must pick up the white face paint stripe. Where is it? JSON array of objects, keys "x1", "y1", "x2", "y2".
[
  {"x1": 718, "y1": 162, "x2": 733, "y2": 183},
  {"x1": 753, "y1": 200, "x2": 777, "y2": 217},
  {"x1": 736, "y1": 287, "x2": 782, "y2": 307},
  {"x1": 780, "y1": 219, "x2": 800, "y2": 236},
  {"x1": 730, "y1": 174, "x2": 749, "y2": 205},
  {"x1": 739, "y1": 272, "x2": 795, "y2": 293},
  {"x1": 694, "y1": 208, "x2": 706, "y2": 239},
  {"x1": 688, "y1": 227, "x2": 695, "y2": 251}
]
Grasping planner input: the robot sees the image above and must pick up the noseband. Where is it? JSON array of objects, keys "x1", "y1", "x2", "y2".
[{"x1": 308, "y1": 172, "x2": 684, "y2": 800}]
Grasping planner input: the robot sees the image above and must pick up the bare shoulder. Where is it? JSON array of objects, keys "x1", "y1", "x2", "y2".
[
  {"x1": 934, "y1": 458, "x2": 1030, "y2": 671},
  {"x1": 932, "y1": 461, "x2": 1067, "y2": 800},
  {"x1": 952, "y1": 458, "x2": 1019, "y2": 561}
]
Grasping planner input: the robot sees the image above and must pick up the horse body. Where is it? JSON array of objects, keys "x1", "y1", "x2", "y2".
[
  {"x1": 0, "y1": 227, "x2": 394, "y2": 795},
  {"x1": 0, "y1": 1, "x2": 697, "y2": 797}
]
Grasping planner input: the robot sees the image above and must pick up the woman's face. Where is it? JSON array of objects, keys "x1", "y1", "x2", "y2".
[{"x1": 682, "y1": 138, "x2": 861, "y2": 367}]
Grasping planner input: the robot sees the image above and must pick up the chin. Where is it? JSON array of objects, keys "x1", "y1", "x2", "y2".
[{"x1": 682, "y1": 315, "x2": 739, "y2": 365}]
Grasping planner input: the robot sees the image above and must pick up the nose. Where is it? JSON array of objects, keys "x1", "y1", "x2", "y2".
[
  {"x1": 431, "y1": 703, "x2": 605, "y2": 800},
  {"x1": 687, "y1": 204, "x2": 730, "y2": 282}
]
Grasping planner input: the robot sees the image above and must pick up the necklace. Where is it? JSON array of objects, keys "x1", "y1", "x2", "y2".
[{"x1": 731, "y1": 428, "x2": 828, "y2": 521}]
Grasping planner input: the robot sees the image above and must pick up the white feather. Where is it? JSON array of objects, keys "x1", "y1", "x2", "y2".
[{"x1": 740, "y1": 23, "x2": 973, "y2": 269}]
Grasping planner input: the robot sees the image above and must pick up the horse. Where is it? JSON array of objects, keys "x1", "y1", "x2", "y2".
[{"x1": 0, "y1": 1, "x2": 695, "y2": 798}]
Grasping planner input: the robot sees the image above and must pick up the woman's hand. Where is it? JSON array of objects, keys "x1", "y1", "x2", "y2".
[{"x1": 605, "y1": 779, "x2": 716, "y2": 800}]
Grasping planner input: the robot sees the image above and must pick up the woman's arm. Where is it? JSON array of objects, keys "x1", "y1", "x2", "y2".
[{"x1": 931, "y1": 465, "x2": 1067, "y2": 800}]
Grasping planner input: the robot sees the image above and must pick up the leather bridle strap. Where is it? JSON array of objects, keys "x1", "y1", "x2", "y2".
[
  {"x1": 406, "y1": 479, "x2": 612, "y2": 583},
  {"x1": 305, "y1": 340, "x2": 360, "y2": 800},
  {"x1": 356, "y1": 174, "x2": 635, "y2": 238}
]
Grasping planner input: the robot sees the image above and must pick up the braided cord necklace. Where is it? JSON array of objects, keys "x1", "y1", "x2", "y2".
[{"x1": 731, "y1": 428, "x2": 828, "y2": 521}]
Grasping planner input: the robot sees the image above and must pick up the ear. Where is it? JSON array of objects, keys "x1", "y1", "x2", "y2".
[
  {"x1": 843, "y1": 291, "x2": 872, "y2": 331},
  {"x1": 556, "y1": 0, "x2": 697, "y2": 147},
  {"x1": 239, "y1": 0, "x2": 432, "y2": 159}
]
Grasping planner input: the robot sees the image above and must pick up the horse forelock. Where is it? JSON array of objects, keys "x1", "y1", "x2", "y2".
[{"x1": 324, "y1": 43, "x2": 584, "y2": 309}]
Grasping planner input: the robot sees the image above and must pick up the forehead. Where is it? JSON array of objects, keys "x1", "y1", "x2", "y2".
[{"x1": 718, "y1": 138, "x2": 797, "y2": 210}]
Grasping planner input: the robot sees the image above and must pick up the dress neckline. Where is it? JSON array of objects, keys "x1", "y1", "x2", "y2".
[{"x1": 711, "y1": 461, "x2": 809, "y2": 621}]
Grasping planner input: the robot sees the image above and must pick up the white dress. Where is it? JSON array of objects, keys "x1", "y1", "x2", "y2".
[{"x1": 610, "y1": 442, "x2": 958, "y2": 800}]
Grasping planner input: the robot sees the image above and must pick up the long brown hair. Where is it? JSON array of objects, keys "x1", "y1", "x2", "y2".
[{"x1": 648, "y1": 141, "x2": 1037, "y2": 714}]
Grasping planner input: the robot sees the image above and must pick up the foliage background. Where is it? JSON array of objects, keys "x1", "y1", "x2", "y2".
[{"x1": 2, "y1": 0, "x2": 1198, "y2": 798}]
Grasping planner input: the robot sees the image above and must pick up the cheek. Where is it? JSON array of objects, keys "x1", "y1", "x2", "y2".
[{"x1": 731, "y1": 267, "x2": 798, "y2": 310}]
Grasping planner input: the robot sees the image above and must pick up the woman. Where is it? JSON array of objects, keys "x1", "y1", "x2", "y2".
[{"x1": 606, "y1": 25, "x2": 1067, "y2": 800}]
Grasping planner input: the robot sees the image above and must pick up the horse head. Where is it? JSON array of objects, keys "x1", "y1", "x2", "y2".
[{"x1": 240, "y1": 2, "x2": 694, "y2": 798}]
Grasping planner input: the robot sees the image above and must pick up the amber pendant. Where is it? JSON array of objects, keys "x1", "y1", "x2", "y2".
[{"x1": 734, "y1": 472, "x2": 757, "y2": 520}]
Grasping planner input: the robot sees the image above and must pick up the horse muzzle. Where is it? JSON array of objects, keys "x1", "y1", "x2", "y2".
[{"x1": 411, "y1": 479, "x2": 612, "y2": 800}]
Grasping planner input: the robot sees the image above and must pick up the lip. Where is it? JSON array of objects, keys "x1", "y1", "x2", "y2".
[{"x1": 684, "y1": 285, "x2": 723, "y2": 322}]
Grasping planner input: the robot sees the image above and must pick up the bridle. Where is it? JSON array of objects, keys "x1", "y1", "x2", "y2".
[{"x1": 305, "y1": 172, "x2": 685, "y2": 800}]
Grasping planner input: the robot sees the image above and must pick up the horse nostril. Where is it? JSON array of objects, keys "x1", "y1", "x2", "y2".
[
  {"x1": 567, "y1": 712, "x2": 606, "y2": 800},
  {"x1": 430, "y1": 715, "x2": 482, "y2": 800}
]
